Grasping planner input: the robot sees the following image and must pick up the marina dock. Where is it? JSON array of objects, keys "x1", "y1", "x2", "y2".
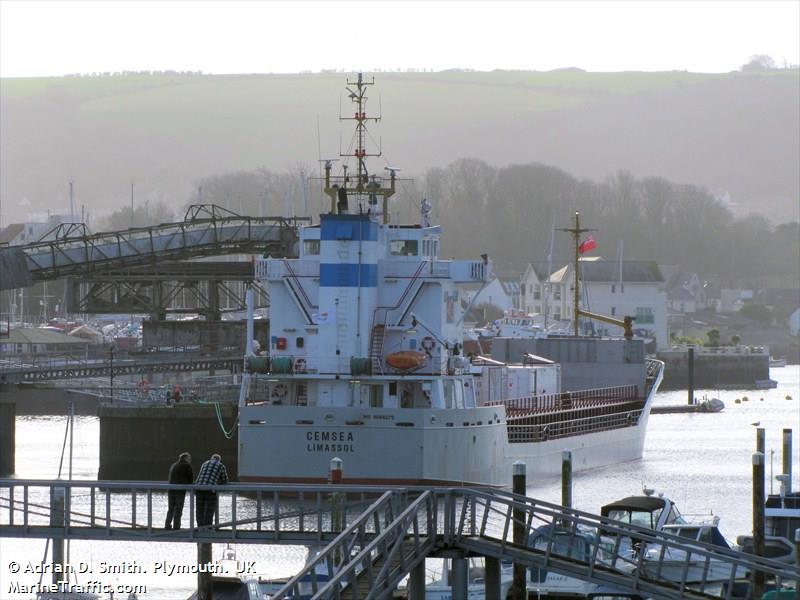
[{"x1": 0, "y1": 477, "x2": 795, "y2": 600}]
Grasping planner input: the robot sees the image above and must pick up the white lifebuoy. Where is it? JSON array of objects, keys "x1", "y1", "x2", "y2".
[
  {"x1": 271, "y1": 383, "x2": 288, "y2": 399},
  {"x1": 421, "y1": 336, "x2": 436, "y2": 354}
]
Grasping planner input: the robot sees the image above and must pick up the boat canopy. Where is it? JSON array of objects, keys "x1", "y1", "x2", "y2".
[{"x1": 601, "y1": 496, "x2": 666, "y2": 516}]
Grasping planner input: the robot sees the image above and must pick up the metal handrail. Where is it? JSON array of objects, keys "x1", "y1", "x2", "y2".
[
  {"x1": 2, "y1": 480, "x2": 796, "y2": 600},
  {"x1": 269, "y1": 490, "x2": 404, "y2": 599}
]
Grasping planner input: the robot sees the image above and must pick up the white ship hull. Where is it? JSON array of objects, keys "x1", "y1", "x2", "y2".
[{"x1": 238, "y1": 386, "x2": 656, "y2": 487}]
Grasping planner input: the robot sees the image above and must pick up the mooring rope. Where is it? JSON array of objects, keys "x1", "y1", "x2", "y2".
[{"x1": 214, "y1": 401, "x2": 239, "y2": 439}]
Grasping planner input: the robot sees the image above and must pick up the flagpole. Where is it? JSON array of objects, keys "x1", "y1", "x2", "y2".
[{"x1": 573, "y1": 212, "x2": 580, "y2": 336}]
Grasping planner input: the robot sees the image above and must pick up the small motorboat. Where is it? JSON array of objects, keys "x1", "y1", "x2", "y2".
[
  {"x1": 600, "y1": 489, "x2": 744, "y2": 583},
  {"x1": 385, "y1": 350, "x2": 427, "y2": 370}
]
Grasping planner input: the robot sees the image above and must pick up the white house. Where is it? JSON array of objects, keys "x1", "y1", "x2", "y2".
[
  {"x1": 519, "y1": 262, "x2": 555, "y2": 315},
  {"x1": 665, "y1": 272, "x2": 706, "y2": 313},
  {"x1": 545, "y1": 259, "x2": 668, "y2": 349},
  {"x1": 719, "y1": 288, "x2": 754, "y2": 313},
  {"x1": 459, "y1": 277, "x2": 514, "y2": 312},
  {"x1": 0, "y1": 212, "x2": 82, "y2": 246}
]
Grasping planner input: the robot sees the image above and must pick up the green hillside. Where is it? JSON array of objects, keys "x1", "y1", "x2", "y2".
[{"x1": 1, "y1": 69, "x2": 797, "y2": 225}]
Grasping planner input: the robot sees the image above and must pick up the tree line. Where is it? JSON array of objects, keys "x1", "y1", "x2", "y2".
[{"x1": 100, "y1": 159, "x2": 799, "y2": 288}]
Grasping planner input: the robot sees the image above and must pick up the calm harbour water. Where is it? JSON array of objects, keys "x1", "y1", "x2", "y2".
[{"x1": 1, "y1": 366, "x2": 798, "y2": 599}]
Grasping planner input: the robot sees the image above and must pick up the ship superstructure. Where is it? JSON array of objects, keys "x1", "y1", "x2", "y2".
[{"x1": 237, "y1": 74, "x2": 663, "y2": 486}]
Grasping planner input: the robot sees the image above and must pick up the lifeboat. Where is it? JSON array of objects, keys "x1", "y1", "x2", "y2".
[{"x1": 385, "y1": 350, "x2": 427, "y2": 370}]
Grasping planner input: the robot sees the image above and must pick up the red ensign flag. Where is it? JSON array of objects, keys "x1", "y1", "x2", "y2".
[{"x1": 578, "y1": 235, "x2": 596, "y2": 254}]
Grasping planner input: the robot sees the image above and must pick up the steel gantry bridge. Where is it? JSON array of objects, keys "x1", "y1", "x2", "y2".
[
  {"x1": 0, "y1": 480, "x2": 796, "y2": 600},
  {"x1": 0, "y1": 204, "x2": 307, "y2": 291},
  {"x1": 0, "y1": 351, "x2": 242, "y2": 384}
]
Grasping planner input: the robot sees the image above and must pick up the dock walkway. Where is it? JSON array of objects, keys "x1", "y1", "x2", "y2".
[{"x1": 1, "y1": 479, "x2": 796, "y2": 600}]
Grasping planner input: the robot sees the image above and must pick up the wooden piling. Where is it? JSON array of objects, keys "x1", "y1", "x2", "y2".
[
  {"x1": 409, "y1": 561, "x2": 426, "y2": 600},
  {"x1": 756, "y1": 427, "x2": 765, "y2": 456},
  {"x1": 561, "y1": 450, "x2": 573, "y2": 509},
  {"x1": 752, "y1": 452, "x2": 765, "y2": 599},
  {"x1": 783, "y1": 428, "x2": 793, "y2": 494},
  {"x1": 452, "y1": 557, "x2": 469, "y2": 600},
  {"x1": 512, "y1": 461, "x2": 526, "y2": 600},
  {"x1": 0, "y1": 400, "x2": 14, "y2": 476},
  {"x1": 485, "y1": 556, "x2": 501, "y2": 600},
  {"x1": 50, "y1": 486, "x2": 65, "y2": 586},
  {"x1": 197, "y1": 542, "x2": 213, "y2": 600}
]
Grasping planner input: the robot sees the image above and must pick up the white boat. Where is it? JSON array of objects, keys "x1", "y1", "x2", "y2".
[
  {"x1": 492, "y1": 312, "x2": 543, "y2": 338},
  {"x1": 237, "y1": 73, "x2": 664, "y2": 487},
  {"x1": 424, "y1": 558, "x2": 513, "y2": 600},
  {"x1": 600, "y1": 490, "x2": 743, "y2": 583},
  {"x1": 769, "y1": 357, "x2": 787, "y2": 368}
]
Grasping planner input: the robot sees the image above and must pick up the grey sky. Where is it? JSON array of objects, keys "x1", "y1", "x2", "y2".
[{"x1": 1, "y1": 0, "x2": 798, "y2": 77}]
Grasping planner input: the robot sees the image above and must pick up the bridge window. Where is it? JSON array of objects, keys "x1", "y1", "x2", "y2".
[
  {"x1": 390, "y1": 240, "x2": 418, "y2": 256},
  {"x1": 303, "y1": 240, "x2": 320, "y2": 256}
]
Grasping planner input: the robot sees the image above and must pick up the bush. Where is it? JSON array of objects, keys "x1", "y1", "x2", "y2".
[{"x1": 739, "y1": 303, "x2": 773, "y2": 326}]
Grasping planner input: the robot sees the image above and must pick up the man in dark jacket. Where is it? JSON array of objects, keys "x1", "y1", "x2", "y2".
[
  {"x1": 165, "y1": 452, "x2": 193, "y2": 529},
  {"x1": 195, "y1": 453, "x2": 229, "y2": 527}
]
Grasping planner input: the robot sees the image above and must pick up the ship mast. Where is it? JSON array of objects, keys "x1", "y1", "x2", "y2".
[
  {"x1": 558, "y1": 211, "x2": 596, "y2": 336},
  {"x1": 323, "y1": 73, "x2": 397, "y2": 223}
]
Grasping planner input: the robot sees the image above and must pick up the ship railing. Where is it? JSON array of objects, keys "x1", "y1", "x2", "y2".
[
  {"x1": 256, "y1": 257, "x2": 320, "y2": 279},
  {"x1": 506, "y1": 408, "x2": 643, "y2": 443},
  {"x1": 449, "y1": 259, "x2": 490, "y2": 282},
  {"x1": 383, "y1": 260, "x2": 450, "y2": 279},
  {"x1": 485, "y1": 385, "x2": 638, "y2": 414},
  {"x1": 666, "y1": 344, "x2": 769, "y2": 356}
]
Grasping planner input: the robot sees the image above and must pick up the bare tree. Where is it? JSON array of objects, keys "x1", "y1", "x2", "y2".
[{"x1": 741, "y1": 54, "x2": 776, "y2": 72}]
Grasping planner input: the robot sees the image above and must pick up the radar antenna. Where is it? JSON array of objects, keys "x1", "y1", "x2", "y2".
[{"x1": 323, "y1": 73, "x2": 397, "y2": 223}]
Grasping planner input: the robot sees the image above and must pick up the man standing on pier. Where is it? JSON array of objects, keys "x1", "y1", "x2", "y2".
[
  {"x1": 165, "y1": 451, "x2": 193, "y2": 529},
  {"x1": 195, "y1": 453, "x2": 229, "y2": 528}
]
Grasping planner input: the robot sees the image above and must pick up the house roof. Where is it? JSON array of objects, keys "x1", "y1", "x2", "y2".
[
  {"x1": 667, "y1": 271, "x2": 698, "y2": 289},
  {"x1": 549, "y1": 264, "x2": 570, "y2": 284},
  {"x1": 4, "y1": 327, "x2": 90, "y2": 345},
  {"x1": 549, "y1": 260, "x2": 664, "y2": 284},
  {"x1": 498, "y1": 278, "x2": 520, "y2": 296},
  {"x1": 0, "y1": 223, "x2": 24, "y2": 246},
  {"x1": 525, "y1": 261, "x2": 557, "y2": 281},
  {"x1": 668, "y1": 287, "x2": 696, "y2": 302}
]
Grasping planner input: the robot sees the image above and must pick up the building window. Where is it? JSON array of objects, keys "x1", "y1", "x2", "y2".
[
  {"x1": 303, "y1": 240, "x2": 320, "y2": 255},
  {"x1": 611, "y1": 284, "x2": 616, "y2": 293},
  {"x1": 554, "y1": 288, "x2": 561, "y2": 300},
  {"x1": 611, "y1": 307, "x2": 616, "y2": 316},
  {"x1": 635, "y1": 307, "x2": 654, "y2": 324},
  {"x1": 534, "y1": 284, "x2": 541, "y2": 300}
]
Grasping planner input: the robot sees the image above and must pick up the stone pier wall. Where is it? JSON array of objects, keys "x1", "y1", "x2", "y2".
[
  {"x1": 98, "y1": 404, "x2": 238, "y2": 481},
  {"x1": 656, "y1": 350, "x2": 770, "y2": 389}
]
